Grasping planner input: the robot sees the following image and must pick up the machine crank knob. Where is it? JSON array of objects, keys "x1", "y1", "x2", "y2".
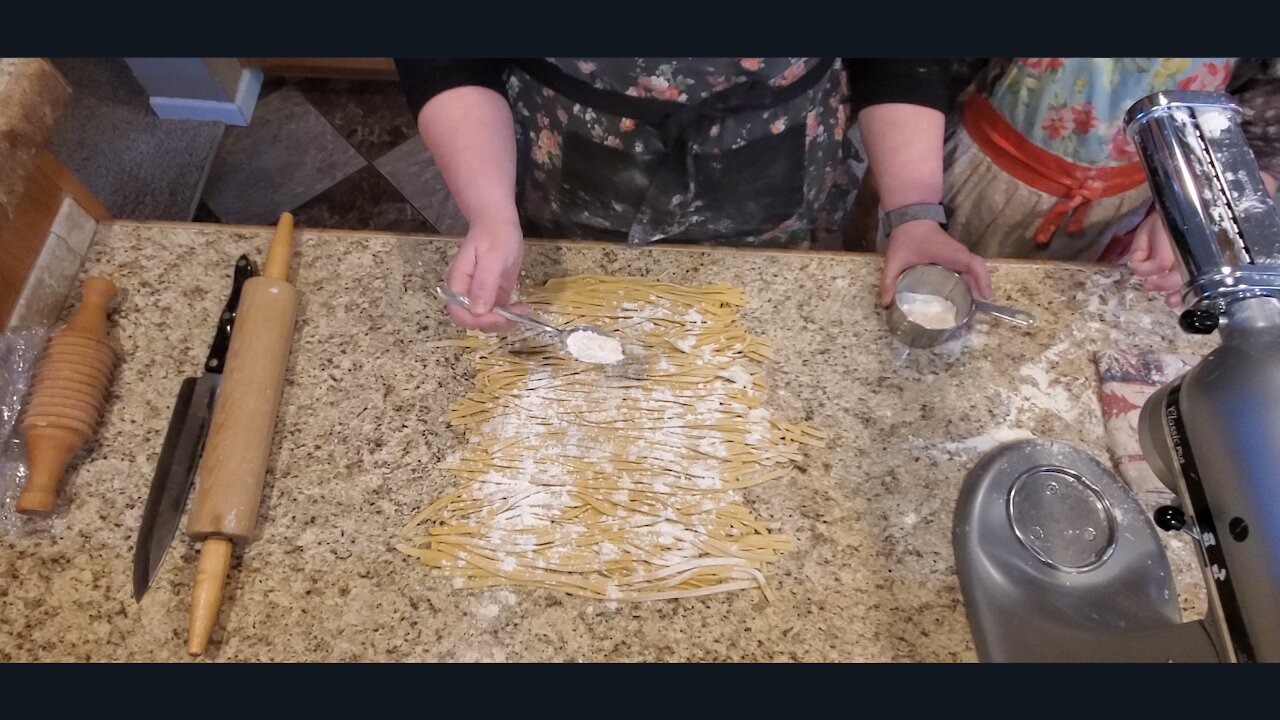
[
  {"x1": 1154, "y1": 505, "x2": 1187, "y2": 532},
  {"x1": 1179, "y1": 308, "x2": 1219, "y2": 334}
]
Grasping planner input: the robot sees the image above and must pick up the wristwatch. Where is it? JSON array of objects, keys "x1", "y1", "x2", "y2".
[{"x1": 883, "y1": 203, "x2": 948, "y2": 235}]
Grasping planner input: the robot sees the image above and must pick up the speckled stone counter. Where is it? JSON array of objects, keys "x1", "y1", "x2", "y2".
[{"x1": 0, "y1": 221, "x2": 1217, "y2": 661}]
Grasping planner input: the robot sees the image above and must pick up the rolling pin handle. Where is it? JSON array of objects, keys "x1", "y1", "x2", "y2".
[
  {"x1": 263, "y1": 212, "x2": 294, "y2": 282},
  {"x1": 188, "y1": 537, "x2": 233, "y2": 657}
]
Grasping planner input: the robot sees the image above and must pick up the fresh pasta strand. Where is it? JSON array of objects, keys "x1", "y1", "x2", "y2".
[{"x1": 399, "y1": 275, "x2": 824, "y2": 602}]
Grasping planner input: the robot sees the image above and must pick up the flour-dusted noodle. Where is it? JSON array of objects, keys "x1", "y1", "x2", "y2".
[{"x1": 401, "y1": 276, "x2": 825, "y2": 602}]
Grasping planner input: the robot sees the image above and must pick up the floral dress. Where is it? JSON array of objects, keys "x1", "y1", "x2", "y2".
[
  {"x1": 988, "y1": 58, "x2": 1233, "y2": 167},
  {"x1": 503, "y1": 58, "x2": 863, "y2": 248},
  {"x1": 938, "y1": 58, "x2": 1246, "y2": 262}
]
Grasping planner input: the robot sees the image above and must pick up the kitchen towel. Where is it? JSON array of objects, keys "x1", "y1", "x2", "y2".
[{"x1": 1095, "y1": 348, "x2": 1201, "y2": 504}]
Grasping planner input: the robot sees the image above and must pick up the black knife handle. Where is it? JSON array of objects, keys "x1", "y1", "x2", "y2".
[{"x1": 204, "y1": 255, "x2": 258, "y2": 373}]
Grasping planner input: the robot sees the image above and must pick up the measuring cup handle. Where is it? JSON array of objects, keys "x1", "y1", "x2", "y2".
[{"x1": 974, "y1": 301, "x2": 1037, "y2": 328}]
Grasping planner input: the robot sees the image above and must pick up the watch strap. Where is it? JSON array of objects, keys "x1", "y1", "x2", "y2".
[{"x1": 883, "y1": 203, "x2": 948, "y2": 235}]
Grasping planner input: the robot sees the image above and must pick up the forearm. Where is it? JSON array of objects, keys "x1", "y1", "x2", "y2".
[
  {"x1": 417, "y1": 86, "x2": 519, "y2": 227},
  {"x1": 857, "y1": 103, "x2": 946, "y2": 210}
]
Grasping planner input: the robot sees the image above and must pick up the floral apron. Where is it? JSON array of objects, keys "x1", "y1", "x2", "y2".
[
  {"x1": 940, "y1": 58, "x2": 1236, "y2": 261},
  {"x1": 501, "y1": 58, "x2": 862, "y2": 249}
]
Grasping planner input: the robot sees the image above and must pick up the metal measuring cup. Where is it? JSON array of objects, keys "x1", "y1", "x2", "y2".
[{"x1": 887, "y1": 264, "x2": 1036, "y2": 348}]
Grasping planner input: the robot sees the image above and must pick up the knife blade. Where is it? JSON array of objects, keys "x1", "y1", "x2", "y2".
[{"x1": 132, "y1": 255, "x2": 257, "y2": 601}]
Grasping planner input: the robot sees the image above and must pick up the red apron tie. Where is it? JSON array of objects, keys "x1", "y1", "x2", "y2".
[{"x1": 964, "y1": 96, "x2": 1147, "y2": 247}]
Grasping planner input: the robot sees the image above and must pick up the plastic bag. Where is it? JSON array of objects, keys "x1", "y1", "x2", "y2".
[{"x1": 0, "y1": 326, "x2": 49, "y2": 533}]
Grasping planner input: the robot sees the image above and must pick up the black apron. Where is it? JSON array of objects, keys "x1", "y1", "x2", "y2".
[{"x1": 504, "y1": 58, "x2": 864, "y2": 248}]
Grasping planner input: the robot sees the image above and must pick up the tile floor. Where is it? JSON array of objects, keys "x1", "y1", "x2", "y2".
[{"x1": 195, "y1": 77, "x2": 464, "y2": 235}]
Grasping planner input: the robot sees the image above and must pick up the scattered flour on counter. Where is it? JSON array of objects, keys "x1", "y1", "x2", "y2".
[
  {"x1": 1074, "y1": 273, "x2": 1126, "y2": 322},
  {"x1": 1008, "y1": 339, "x2": 1091, "y2": 425},
  {"x1": 927, "y1": 323, "x2": 988, "y2": 361},
  {"x1": 1071, "y1": 270, "x2": 1166, "y2": 344},
  {"x1": 905, "y1": 268, "x2": 1193, "y2": 465},
  {"x1": 898, "y1": 292, "x2": 960, "y2": 329},
  {"x1": 942, "y1": 427, "x2": 1036, "y2": 455},
  {"x1": 565, "y1": 329, "x2": 624, "y2": 364}
]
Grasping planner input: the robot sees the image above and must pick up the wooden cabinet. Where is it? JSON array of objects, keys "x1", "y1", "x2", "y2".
[{"x1": 238, "y1": 58, "x2": 397, "y2": 80}]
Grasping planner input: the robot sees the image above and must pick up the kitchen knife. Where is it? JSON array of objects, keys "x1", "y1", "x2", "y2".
[{"x1": 132, "y1": 255, "x2": 257, "y2": 601}]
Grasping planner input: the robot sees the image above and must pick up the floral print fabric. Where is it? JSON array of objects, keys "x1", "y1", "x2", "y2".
[
  {"x1": 988, "y1": 58, "x2": 1234, "y2": 167},
  {"x1": 1096, "y1": 348, "x2": 1201, "y2": 503}
]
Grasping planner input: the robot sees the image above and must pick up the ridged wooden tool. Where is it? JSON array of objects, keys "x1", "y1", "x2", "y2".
[
  {"x1": 185, "y1": 213, "x2": 299, "y2": 657},
  {"x1": 16, "y1": 277, "x2": 118, "y2": 515}
]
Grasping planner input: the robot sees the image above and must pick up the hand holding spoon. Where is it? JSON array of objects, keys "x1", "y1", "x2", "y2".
[{"x1": 435, "y1": 284, "x2": 623, "y2": 364}]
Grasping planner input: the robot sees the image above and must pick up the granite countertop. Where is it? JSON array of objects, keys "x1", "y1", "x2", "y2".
[{"x1": 0, "y1": 221, "x2": 1216, "y2": 661}]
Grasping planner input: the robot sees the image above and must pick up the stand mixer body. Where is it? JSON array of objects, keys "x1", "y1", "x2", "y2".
[
  {"x1": 1129, "y1": 90, "x2": 1280, "y2": 662},
  {"x1": 953, "y1": 90, "x2": 1280, "y2": 662}
]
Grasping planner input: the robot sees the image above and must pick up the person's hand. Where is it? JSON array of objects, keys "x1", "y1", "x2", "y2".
[
  {"x1": 446, "y1": 217, "x2": 526, "y2": 331},
  {"x1": 1128, "y1": 172, "x2": 1278, "y2": 309},
  {"x1": 1125, "y1": 210, "x2": 1183, "y2": 308},
  {"x1": 879, "y1": 220, "x2": 993, "y2": 306}
]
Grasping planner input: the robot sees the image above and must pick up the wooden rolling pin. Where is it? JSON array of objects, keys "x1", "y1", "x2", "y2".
[
  {"x1": 185, "y1": 213, "x2": 299, "y2": 656},
  {"x1": 17, "y1": 277, "x2": 118, "y2": 515}
]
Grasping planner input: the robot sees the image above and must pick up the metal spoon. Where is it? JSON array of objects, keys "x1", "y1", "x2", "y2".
[{"x1": 434, "y1": 284, "x2": 622, "y2": 363}]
